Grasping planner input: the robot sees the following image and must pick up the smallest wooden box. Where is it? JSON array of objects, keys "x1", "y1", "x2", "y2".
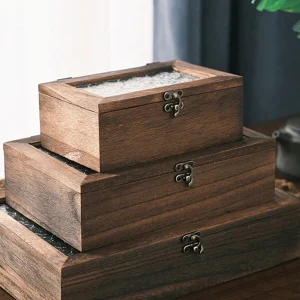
[{"x1": 39, "y1": 60, "x2": 243, "y2": 172}]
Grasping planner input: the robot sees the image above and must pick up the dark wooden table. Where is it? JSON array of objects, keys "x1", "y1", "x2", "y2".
[{"x1": 1, "y1": 117, "x2": 300, "y2": 300}]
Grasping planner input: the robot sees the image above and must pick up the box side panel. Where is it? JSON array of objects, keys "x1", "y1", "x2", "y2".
[
  {"x1": 81, "y1": 146, "x2": 275, "y2": 251},
  {"x1": 0, "y1": 211, "x2": 66, "y2": 300},
  {"x1": 40, "y1": 93, "x2": 100, "y2": 171},
  {"x1": 4, "y1": 144, "x2": 82, "y2": 250},
  {"x1": 62, "y1": 196, "x2": 300, "y2": 300},
  {"x1": 99, "y1": 86, "x2": 243, "y2": 171},
  {"x1": 0, "y1": 189, "x2": 5, "y2": 204}
]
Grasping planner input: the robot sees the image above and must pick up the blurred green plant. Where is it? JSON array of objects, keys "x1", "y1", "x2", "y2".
[{"x1": 252, "y1": 0, "x2": 300, "y2": 38}]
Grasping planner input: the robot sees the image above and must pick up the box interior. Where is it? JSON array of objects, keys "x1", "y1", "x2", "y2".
[
  {"x1": 0, "y1": 203, "x2": 78, "y2": 256},
  {"x1": 77, "y1": 70, "x2": 203, "y2": 97},
  {"x1": 32, "y1": 136, "x2": 249, "y2": 176},
  {"x1": 35, "y1": 145, "x2": 96, "y2": 175}
]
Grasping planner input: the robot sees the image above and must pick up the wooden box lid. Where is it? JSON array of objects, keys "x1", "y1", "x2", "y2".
[
  {"x1": 39, "y1": 60, "x2": 243, "y2": 172},
  {"x1": 4, "y1": 129, "x2": 275, "y2": 252},
  {"x1": 1, "y1": 190, "x2": 300, "y2": 299},
  {"x1": 39, "y1": 60, "x2": 242, "y2": 113}
]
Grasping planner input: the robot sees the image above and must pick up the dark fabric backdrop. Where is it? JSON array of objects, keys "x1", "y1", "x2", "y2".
[{"x1": 153, "y1": 0, "x2": 300, "y2": 125}]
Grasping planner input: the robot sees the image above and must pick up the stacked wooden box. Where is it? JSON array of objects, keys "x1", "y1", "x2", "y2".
[{"x1": 1, "y1": 61, "x2": 300, "y2": 300}]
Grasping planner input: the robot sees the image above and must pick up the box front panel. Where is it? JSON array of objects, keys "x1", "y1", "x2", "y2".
[
  {"x1": 2, "y1": 191, "x2": 298, "y2": 300},
  {"x1": 99, "y1": 86, "x2": 243, "y2": 171},
  {"x1": 81, "y1": 146, "x2": 275, "y2": 251},
  {"x1": 63, "y1": 196, "x2": 300, "y2": 300}
]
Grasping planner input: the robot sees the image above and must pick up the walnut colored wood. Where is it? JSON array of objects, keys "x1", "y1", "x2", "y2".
[
  {"x1": 0, "y1": 288, "x2": 13, "y2": 300},
  {"x1": 40, "y1": 93, "x2": 100, "y2": 170},
  {"x1": 4, "y1": 128, "x2": 275, "y2": 251},
  {"x1": 2, "y1": 259, "x2": 300, "y2": 300},
  {"x1": 179, "y1": 258, "x2": 300, "y2": 300},
  {"x1": 0, "y1": 189, "x2": 5, "y2": 204},
  {"x1": 1, "y1": 190, "x2": 300, "y2": 300},
  {"x1": 39, "y1": 60, "x2": 243, "y2": 171},
  {"x1": 0, "y1": 205, "x2": 67, "y2": 300},
  {"x1": 98, "y1": 86, "x2": 242, "y2": 171}
]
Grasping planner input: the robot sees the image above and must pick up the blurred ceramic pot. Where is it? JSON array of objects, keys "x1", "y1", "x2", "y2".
[{"x1": 272, "y1": 118, "x2": 300, "y2": 179}]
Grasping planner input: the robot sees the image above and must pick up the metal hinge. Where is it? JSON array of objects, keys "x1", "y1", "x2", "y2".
[
  {"x1": 174, "y1": 161, "x2": 195, "y2": 187},
  {"x1": 181, "y1": 232, "x2": 204, "y2": 254},
  {"x1": 164, "y1": 90, "x2": 183, "y2": 117}
]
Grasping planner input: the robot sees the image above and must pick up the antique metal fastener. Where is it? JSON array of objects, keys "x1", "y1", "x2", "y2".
[
  {"x1": 174, "y1": 161, "x2": 195, "y2": 187},
  {"x1": 181, "y1": 232, "x2": 204, "y2": 254},
  {"x1": 164, "y1": 90, "x2": 184, "y2": 117}
]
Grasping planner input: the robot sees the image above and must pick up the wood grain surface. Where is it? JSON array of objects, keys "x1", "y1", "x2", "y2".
[
  {"x1": 39, "y1": 60, "x2": 241, "y2": 112},
  {"x1": 1, "y1": 117, "x2": 299, "y2": 299},
  {"x1": 2, "y1": 258, "x2": 300, "y2": 300},
  {"x1": 40, "y1": 93, "x2": 100, "y2": 170},
  {"x1": 4, "y1": 141, "x2": 83, "y2": 250},
  {"x1": 39, "y1": 60, "x2": 243, "y2": 171},
  {"x1": 4, "y1": 129, "x2": 275, "y2": 251},
  {"x1": 99, "y1": 86, "x2": 243, "y2": 171},
  {"x1": 178, "y1": 258, "x2": 300, "y2": 300},
  {"x1": 0, "y1": 204, "x2": 67, "y2": 300},
  {"x1": 1, "y1": 189, "x2": 299, "y2": 300},
  {"x1": 0, "y1": 179, "x2": 4, "y2": 203}
]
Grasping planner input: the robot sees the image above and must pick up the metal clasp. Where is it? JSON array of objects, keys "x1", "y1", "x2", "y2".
[
  {"x1": 181, "y1": 232, "x2": 204, "y2": 254},
  {"x1": 164, "y1": 90, "x2": 183, "y2": 117},
  {"x1": 175, "y1": 161, "x2": 195, "y2": 187}
]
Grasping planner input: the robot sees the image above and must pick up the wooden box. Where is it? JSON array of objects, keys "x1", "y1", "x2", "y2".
[
  {"x1": 4, "y1": 128, "x2": 275, "y2": 251},
  {"x1": 1, "y1": 190, "x2": 300, "y2": 300},
  {"x1": 39, "y1": 60, "x2": 243, "y2": 172}
]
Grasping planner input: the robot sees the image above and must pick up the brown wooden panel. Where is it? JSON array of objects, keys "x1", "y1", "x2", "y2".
[
  {"x1": 1, "y1": 190, "x2": 299, "y2": 300},
  {"x1": 173, "y1": 60, "x2": 241, "y2": 77},
  {"x1": 0, "y1": 189, "x2": 5, "y2": 204},
  {"x1": 0, "y1": 190, "x2": 299, "y2": 300},
  {"x1": 179, "y1": 258, "x2": 300, "y2": 300},
  {"x1": 62, "y1": 193, "x2": 300, "y2": 300},
  {"x1": 39, "y1": 60, "x2": 242, "y2": 171},
  {"x1": 4, "y1": 132, "x2": 275, "y2": 252},
  {"x1": 96, "y1": 76, "x2": 242, "y2": 113},
  {"x1": 40, "y1": 93, "x2": 100, "y2": 170},
  {"x1": 4, "y1": 141, "x2": 85, "y2": 192},
  {"x1": 4, "y1": 144, "x2": 83, "y2": 250},
  {"x1": 2, "y1": 256, "x2": 300, "y2": 300},
  {"x1": 39, "y1": 60, "x2": 240, "y2": 113},
  {"x1": 81, "y1": 130, "x2": 274, "y2": 193},
  {"x1": 99, "y1": 86, "x2": 243, "y2": 171},
  {"x1": 81, "y1": 148, "x2": 275, "y2": 250},
  {"x1": 38, "y1": 82, "x2": 101, "y2": 112},
  {"x1": 0, "y1": 209, "x2": 67, "y2": 300},
  {"x1": 0, "y1": 289, "x2": 13, "y2": 300}
]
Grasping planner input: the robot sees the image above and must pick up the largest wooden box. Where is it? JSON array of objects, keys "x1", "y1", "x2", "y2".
[
  {"x1": 1, "y1": 190, "x2": 300, "y2": 300},
  {"x1": 39, "y1": 60, "x2": 243, "y2": 172},
  {"x1": 4, "y1": 128, "x2": 275, "y2": 251}
]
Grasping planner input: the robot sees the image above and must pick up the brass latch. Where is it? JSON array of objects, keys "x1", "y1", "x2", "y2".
[
  {"x1": 181, "y1": 232, "x2": 204, "y2": 254},
  {"x1": 164, "y1": 90, "x2": 183, "y2": 117},
  {"x1": 174, "y1": 161, "x2": 195, "y2": 187}
]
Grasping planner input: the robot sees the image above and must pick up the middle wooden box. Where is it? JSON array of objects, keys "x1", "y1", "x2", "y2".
[{"x1": 4, "y1": 129, "x2": 275, "y2": 252}]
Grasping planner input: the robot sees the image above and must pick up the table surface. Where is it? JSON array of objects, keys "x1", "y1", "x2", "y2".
[{"x1": 1, "y1": 118, "x2": 300, "y2": 300}]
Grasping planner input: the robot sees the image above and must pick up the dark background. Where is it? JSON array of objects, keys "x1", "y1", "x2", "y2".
[{"x1": 153, "y1": 0, "x2": 300, "y2": 125}]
